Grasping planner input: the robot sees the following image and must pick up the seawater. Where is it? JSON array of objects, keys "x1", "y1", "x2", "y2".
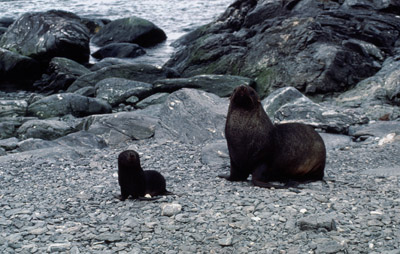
[{"x1": 0, "y1": 0, "x2": 233, "y2": 65}]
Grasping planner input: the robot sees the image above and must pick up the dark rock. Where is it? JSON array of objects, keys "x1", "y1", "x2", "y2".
[
  {"x1": 91, "y1": 43, "x2": 146, "y2": 60},
  {"x1": 0, "y1": 17, "x2": 15, "y2": 28},
  {"x1": 135, "y1": 93, "x2": 169, "y2": 109},
  {"x1": 337, "y1": 56, "x2": 400, "y2": 120},
  {"x1": 89, "y1": 58, "x2": 132, "y2": 71},
  {"x1": 201, "y1": 140, "x2": 229, "y2": 169},
  {"x1": 0, "y1": 147, "x2": 5, "y2": 156},
  {"x1": 0, "y1": 10, "x2": 90, "y2": 64},
  {"x1": 74, "y1": 86, "x2": 96, "y2": 97},
  {"x1": 80, "y1": 111, "x2": 158, "y2": 146},
  {"x1": 67, "y1": 64, "x2": 177, "y2": 92},
  {"x1": 95, "y1": 78, "x2": 153, "y2": 106},
  {"x1": 0, "y1": 99, "x2": 28, "y2": 117},
  {"x1": 298, "y1": 214, "x2": 337, "y2": 231},
  {"x1": 33, "y1": 57, "x2": 91, "y2": 93},
  {"x1": 91, "y1": 16, "x2": 167, "y2": 47},
  {"x1": 0, "y1": 48, "x2": 42, "y2": 86},
  {"x1": 315, "y1": 239, "x2": 347, "y2": 254},
  {"x1": 17, "y1": 119, "x2": 75, "y2": 140},
  {"x1": 156, "y1": 88, "x2": 228, "y2": 144},
  {"x1": 80, "y1": 17, "x2": 110, "y2": 35},
  {"x1": 55, "y1": 131, "x2": 107, "y2": 149},
  {"x1": 153, "y1": 74, "x2": 256, "y2": 97},
  {"x1": 28, "y1": 93, "x2": 112, "y2": 119},
  {"x1": 165, "y1": 1, "x2": 400, "y2": 97}
]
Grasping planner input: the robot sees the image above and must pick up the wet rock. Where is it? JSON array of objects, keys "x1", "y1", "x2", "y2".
[
  {"x1": 28, "y1": 93, "x2": 112, "y2": 119},
  {"x1": 297, "y1": 214, "x2": 337, "y2": 231},
  {"x1": 74, "y1": 86, "x2": 96, "y2": 97},
  {"x1": 17, "y1": 119, "x2": 75, "y2": 140},
  {"x1": 156, "y1": 88, "x2": 228, "y2": 144},
  {"x1": 91, "y1": 43, "x2": 146, "y2": 60},
  {"x1": 81, "y1": 111, "x2": 157, "y2": 146},
  {"x1": 95, "y1": 78, "x2": 153, "y2": 106},
  {"x1": 89, "y1": 58, "x2": 131, "y2": 71},
  {"x1": 0, "y1": 99, "x2": 28, "y2": 117},
  {"x1": 135, "y1": 93, "x2": 169, "y2": 109},
  {"x1": 91, "y1": 16, "x2": 167, "y2": 47},
  {"x1": 0, "y1": 10, "x2": 90, "y2": 64},
  {"x1": 0, "y1": 49, "x2": 41, "y2": 86},
  {"x1": 153, "y1": 74, "x2": 256, "y2": 97},
  {"x1": 0, "y1": 117, "x2": 36, "y2": 139},
  {"x1": 33, "y1": 57, "x2": 91, "y2": 93},
  {"x1": 68, "y1": 64, "x2": 176, "y2": 92}
]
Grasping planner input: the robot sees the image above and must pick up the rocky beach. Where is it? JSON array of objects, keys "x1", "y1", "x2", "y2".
[{"x1": 0, "y1": 0, "x2": 400, "y2": 253}]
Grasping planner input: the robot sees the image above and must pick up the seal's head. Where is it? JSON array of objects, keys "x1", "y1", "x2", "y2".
[
  {"x1": 118, "y1": 150, "x2": 141, "y2": 171},
  {"x1": 230, "y1": 85, "x2": 260, "y2": 110}
]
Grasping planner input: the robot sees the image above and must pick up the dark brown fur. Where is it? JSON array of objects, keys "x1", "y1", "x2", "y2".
[
  {"x1": 117, "y1": 150, "x2": 171, "y2": 201},
  {"x1": 219, "y1": 85, "x2": 326, "y2": 188}
]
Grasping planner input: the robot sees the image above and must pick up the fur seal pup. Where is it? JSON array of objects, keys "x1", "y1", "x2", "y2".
[
  {"x1": 117, "y1": 150, "x2": 172, "y2": 201},
  {"x1": 219, "y1": 85, "x2": 326, "y2": 188}
]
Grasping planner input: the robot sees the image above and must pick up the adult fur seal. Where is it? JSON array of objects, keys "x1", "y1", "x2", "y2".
[
  {"x1": 117, "y1": 150, "x2": 171, "y2": 201},
  {"x1": 219, "y1": 85, "x2": 326, "y2": 188}
]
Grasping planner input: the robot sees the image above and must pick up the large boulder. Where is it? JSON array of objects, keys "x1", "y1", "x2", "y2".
[
  {"x1": 95, "y1": 78, "x2": 153, "y2": 106},
  {"x1": 165, "y1": 0, "x2": 400, "y2": 97},
  {"x1": 33, "y1": 57, "x2": 91, "y2": 93},
  {"x1": 153, "y1": 74, "x2": 256, "y2": 97},
  {"x1": 156, "y1": 88, "x2": 228, "y2": 144},
  {"x1": 91, "y1": 43, "x2": 146, "y2": 60},
  {"x1": 67, "y1": 64, "x2": 177, "y2": 92},
  {"x1": 0, "y1": 10, "x2": 90, "y2": 64},
  {"x1": 28, "y1": 93, "x2": 112, "y2": 119},
  {"x1": 0, "y1": 117, "x2": 37, "y2": 139},
  {"x1": 91, "y1": 16, "x2": 167, "y2": 47},
  {"x1": 262, "y1": 87, "x2": 368, "y2": 134},
  {"x1": 17, "y1": 119, "x2": 75, "y2": 140},
  {"x1": 80, "y1": 111, "x2": 158, "y2": 146},
  {"x1": 336, "y1": 56, "x2": 400, "y2": 120}
]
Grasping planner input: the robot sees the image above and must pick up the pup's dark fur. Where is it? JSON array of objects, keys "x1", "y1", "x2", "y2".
[
  {"x1": 117, "y1": 150, "x2": 171, "y2": 201},
  {"x1": 219, "y1": 85, "x2": 326, "y2": 188}
]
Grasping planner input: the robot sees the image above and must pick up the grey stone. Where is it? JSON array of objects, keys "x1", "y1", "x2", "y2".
[
  {"x1": 47, "y1": 242, "x2": 71, "y2": 252},
  {"x1": 319, "y1": 133, "x2": 352, "y2": 151},
  {"x1": 28, "y1": 93, "x2": 112, "y2": 119},
  {"x1": 349, "y1": 121, "x2": 400, "y2": 138},
  {"x1": 153, "y1": 74, "x2": 256, "y2": 97},
  {"x1": 89, "y1": 57, "x2": 132, "y2": 71},
  {"x1": 0, "y1": 147, "x2": 5, "y2": 156},
  {"x1": 218, "y1": 235, "x2": 233, "y2": 246},
  {"x1": 16, "y1": 138, "x2": 57, "y2": 152},
  {"x1": 95, "y1": 233, "x2": 122, "y2": 242},
  {"x1": 161, "y1": 203, "x2": 182, "y2": 216},
  {"x1": 0, "y1": 100, "x2": 28, "y2": 117},
  {"x1": 95, "y1": 78, "x2": 153, "y2": 106},
  {"x1": 81, "y1": 111, "x2": 157, "y2": 146},
  {"x1": 55, "y1": 131, "x2": 107, "y2": 149},
  {"x1": 91, "y1": 16, "x2": 166, "y2": 47},
  {"x1": 201, "y1": 139, "x2": 229, "y2": 169},
  {"x1": 17, "y1": 119, "x2": 75, "y2": 140},
  {"x1": 0, "y1": 122, "x2": 18, "y2": 139},
  {"x1": 315, "y1": 239, "x2": 347, "y2": 254},
  {"x1": 135, "y1": 93, "x2": 169, "y2": 109},
  {"x1": 74, "y1": 86, "x2": 96, "y2": 97},
  {"x1": 156, "y1": 88, "x2": 228, "y2": 144}
]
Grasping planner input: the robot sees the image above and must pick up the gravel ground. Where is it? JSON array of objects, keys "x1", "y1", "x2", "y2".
[{"x1": 0, "y1": 136, "x2": 399, "y2": 254}]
